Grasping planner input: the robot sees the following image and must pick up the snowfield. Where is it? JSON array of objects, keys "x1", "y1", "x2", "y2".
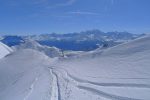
[
  {"x1": 0, "y1": 35, "x2": 150, "y2": 100},
  {"x1": 53, "y1": 35, "x2": 150, "y2": 100}
]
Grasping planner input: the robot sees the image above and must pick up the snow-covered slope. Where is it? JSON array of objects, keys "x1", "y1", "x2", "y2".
[
  {"x1": 14, "y1": 40, "x2": 62, "y2": 58},
  {"x1": 0, "y1": 42, "x2": 13, "y2": 59},
  {"x1": 0, "y1": 49, "x2": 56, "y2": 100},
  {"x1": 0, "y1": 35, "x2": 150, "y2": 100},
  {"x1": 53, "y1": 35, "x2": 150, "y2": 100},
  {"x1": 101, "y1": 35, "x2": 150, "y2": 56},
  {"x1": 73, "y1": 35, "x2": 150, "y2": 58}
]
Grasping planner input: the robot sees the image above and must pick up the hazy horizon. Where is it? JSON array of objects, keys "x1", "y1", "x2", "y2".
[{"x1": 0, "y1": 29, "x2": 149, "y2": 36}]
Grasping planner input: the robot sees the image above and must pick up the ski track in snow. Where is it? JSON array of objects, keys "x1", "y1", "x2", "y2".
[
  {"x1": 77, "y1": 85, "x2": 140, "y2": 100},
  {"x1": 68, "y1": 73, "x2": 150, "y2": 88},
  {"x1": 49, "y1": 69, "x2": 58, "y2": 100},
  {"x1": 50, "y1": 66, "x2": 150, "y2": 89},
  {"x1": 49, "y1": 68, "x2": 61, "y2": 100},
  {"x1": 48, "y1": 66, "x2": 146, "y2": 100},
  {"x1": 23, "y1": 77, "x2": 39, "y2": 100}
]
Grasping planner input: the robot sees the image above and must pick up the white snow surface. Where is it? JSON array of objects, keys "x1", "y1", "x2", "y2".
[
  {"x1": 0, "y1": 49, "x2": 57, "y2": 100},
  {"x1": 0, "y1": 42, "x2": 13, "y2": 59},
  {"x1": 54, "y1": 35, "x2": 150, "y2": 100},
  {"x1": 0, "y1": 35, "x2": 150, "y2": 100}
]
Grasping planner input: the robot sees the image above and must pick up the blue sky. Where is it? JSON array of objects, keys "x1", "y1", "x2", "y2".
[{"x1": 0, "y1": 0, "x2": 150, "y2": 35}]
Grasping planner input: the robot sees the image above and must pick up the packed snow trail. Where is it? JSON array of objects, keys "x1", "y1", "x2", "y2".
[
  {"x1": 23, "y1": 77, "x2": 39, "y2": 100},
  {"x1": 49, "y1": 68, "x2": 61, "y2": 100}
]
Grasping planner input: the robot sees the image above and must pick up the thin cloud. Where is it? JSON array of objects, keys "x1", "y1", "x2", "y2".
[
  {"x1": 56, "y1": 0, "x2": 76, "y2": 6},
  {"x1": 9, "y1": 0, "x2": 76, "y2": 8},
  {"x1": 68, "y1": 11, "x2": 100, "y2": 15},
  {"x1": 47, "y1": 0, "x2": 76, "y2": 9},
  {"x1": 111, "y1": 0, "x2": 114, "y2": 5}
]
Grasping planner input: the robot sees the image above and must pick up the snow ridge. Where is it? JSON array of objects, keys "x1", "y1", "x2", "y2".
[{"x1": 0, "y1": 42, "x2": 13, "y2": 59}]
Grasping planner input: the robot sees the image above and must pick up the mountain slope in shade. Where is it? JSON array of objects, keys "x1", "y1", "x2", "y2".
[
  {"x1": 0, "y1": 42, "x2": 13, "y2": 59},
  {"x1": 1, "y1": 36, "x2": 24, "y2": 46}
]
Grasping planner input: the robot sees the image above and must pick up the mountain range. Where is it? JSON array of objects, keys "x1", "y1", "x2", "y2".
[{"x1": 1, "y1": 30, "x2": 145, "y2": 51}]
